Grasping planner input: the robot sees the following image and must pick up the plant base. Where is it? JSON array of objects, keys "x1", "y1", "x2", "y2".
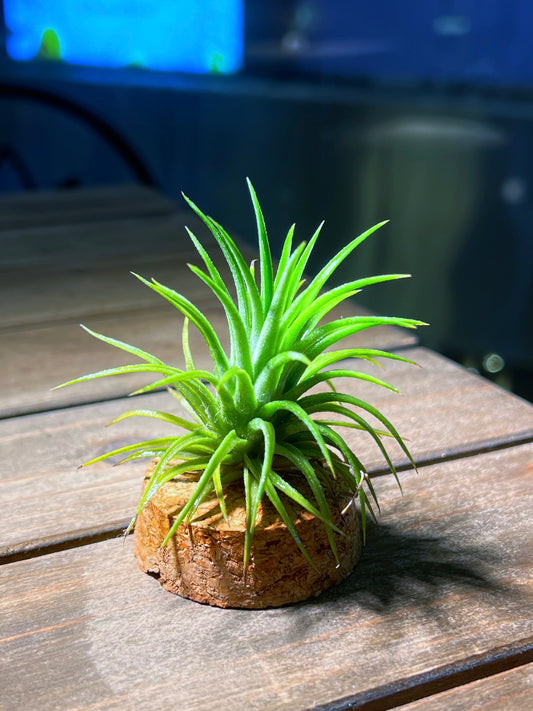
[{"x1": 134, "y1": 460, "x2": 362, "y2": 609}]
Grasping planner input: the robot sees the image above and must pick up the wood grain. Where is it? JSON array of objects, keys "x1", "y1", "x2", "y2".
[
  {"x1": 0, "y1": 184, "x2": 177, "y2": 232},
  {"x1": 0, "y1": 252, "x2": 215, "y2": 330},
  {"x1": 0, "y1": 302, "x2": 416, "y2": 417},
  {"x1": 0, "y1": 187, "x2": 417, "y2": 415},
  {"x1": 1, "y1": 444, "x2": 532, "y2": 711},
  {"x1": 0, "y1": 211, "x2": 218, "y2": 272},
  {"x1": 0, "y1": 216, "x2": 406, "y2": 334},
  {"x1": 0, "y1": 393, "x2": 177, "y2": 560},
  {"x1": 1, "y1": 186, "x2": 529, "y2": 710},
  {"x1": 398, "y1": 663, "x2": 533, "y2": 710},
  {"x1": 1, "y1": 348, "x2": 532, "y2": 559}
]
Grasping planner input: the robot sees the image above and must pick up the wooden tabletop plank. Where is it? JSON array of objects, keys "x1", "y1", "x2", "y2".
[
  {"x1": 396, "y1": 663, "x2": 533, "y2": 711},
  {"x1": 0, "y1": 303, "x2": 416, "y2": 417},
  {"x1": 0, "y1": 185, "x2": 178, "y2": 231},
  {"x1": 0, "y1": 236, "x2": 415, "y2": 416},
  {"x1": 0, "y1": 212, "x2": 215, "y2": 271},
  {"x1": 0, "y1": 252, "x2": 215, "y2": 330},
  {"x1": 0, "y1": 221, "x2": 409, "y2": 331},
  {"x1": 1, "y1": 444, "x2": 532, "y2": 711},
  {"x1": 1, "y1": 191, "x2": 418, "y2": 415},
  {"x1": 0, "y1": 393, "x2": 179, "y2": 560},
  {"x1": 1, "y1": 348, "x2": 531, "y2": 558}
]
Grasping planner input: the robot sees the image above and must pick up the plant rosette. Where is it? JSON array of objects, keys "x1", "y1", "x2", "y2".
[{"x1": 58, "y1": 180, "x2": 424, "y2": 609}]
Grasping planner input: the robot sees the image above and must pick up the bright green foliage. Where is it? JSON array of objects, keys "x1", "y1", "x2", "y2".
[{"x1": 58, "y1": 180, "x2": 425, "y2": 568}]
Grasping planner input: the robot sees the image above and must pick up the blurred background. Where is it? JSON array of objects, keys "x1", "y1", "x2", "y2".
[{"x1": 0, "y1": 0, "x2": 532, "y2": 400}]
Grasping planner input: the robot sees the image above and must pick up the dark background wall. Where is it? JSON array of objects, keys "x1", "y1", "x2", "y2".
[{"x1": 1, "y1": 0, "x2": 532, "y2": 398}]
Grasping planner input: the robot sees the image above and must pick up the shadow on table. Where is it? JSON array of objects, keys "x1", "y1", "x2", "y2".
[{"x1": 316, "y1": 521, "x2": 513, "y2": 614}]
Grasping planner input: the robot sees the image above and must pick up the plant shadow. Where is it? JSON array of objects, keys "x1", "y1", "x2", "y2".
[{"x1": 309, "y1": 520, "x2": 515, "y2": 615}]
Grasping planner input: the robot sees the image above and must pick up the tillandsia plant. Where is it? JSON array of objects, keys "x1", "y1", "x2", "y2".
[{"x1": 58, "y1": 179, "x2": 424, "y2": 570}]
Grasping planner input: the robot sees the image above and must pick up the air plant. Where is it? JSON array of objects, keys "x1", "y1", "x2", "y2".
[{"x1": 58, "y1": 180, "x2": 424, "y2": 569}]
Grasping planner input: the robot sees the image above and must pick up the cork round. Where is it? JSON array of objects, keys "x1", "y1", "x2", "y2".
[{"x1": 134, "y1": 459, "x2": 362, "y2": 609}]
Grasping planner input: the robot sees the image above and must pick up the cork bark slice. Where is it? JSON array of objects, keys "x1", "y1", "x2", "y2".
[{"x1": 134, "y1": 460, "x2": 362, "y2": 609}]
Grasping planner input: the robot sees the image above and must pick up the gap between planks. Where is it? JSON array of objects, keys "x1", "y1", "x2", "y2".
[
  {"x1": 313, "y1": 637, "x2": 533, "y2": 711},
  {"x1": 0, "y1": 525, "x2": 127, "y2": 566},
  {"x1": 0, "y1": 303, "x2": 173, "y2": 337},
  {"x1": 369, "y1": 427, "x2": 533, "y2": 477},
  {"x1": 1, "y1": 444, "x2": 532, "y2": 710},
  {"x1": 0, "y1": 340, "x2": 422, "y2": 421},
  {"x1": 2, "y1": 348, "x2": 532, "y2": 563},
  {"x1": 0, "y1": 185, "x2": 178, "y2": 231},
  {"x1": 0, "y1": 308, "x2": 416, "y2": 418},
  {"x1": 2, "y1": 424, "x2": 532, "y2": 567}
]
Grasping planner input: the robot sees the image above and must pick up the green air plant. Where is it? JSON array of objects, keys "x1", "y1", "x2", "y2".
[{"x1": 58, "y1": 180, "x2": 424, "y2": 605}]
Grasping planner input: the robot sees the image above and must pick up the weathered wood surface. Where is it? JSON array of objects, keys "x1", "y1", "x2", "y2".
[
  {"x1": 0, "y1": 253, "x2": 216, "y2": 329},
  {"x1": 2, "y1": 185, "x2": 531, "y2": 709},
  {"x1": 0, "y1": 393, "x2": 176, "y2": 560},
  {"x1": 0, "y1": 212, "x2": 218, "y2": 271},
  {"x1": 0, "y1": 184, "x2": 177, "y2": 232},
  {"x1": 0, "y1": 302, "x2": 416, "y2": 417},
  {"x1": 1, "y1": 444, "x2": 532, "y2": 711},
  {"x1": 1, "y1": 186, "x2": 417, "y2": 415},
  {"x1": 398, "y1": 663, "x2": 533, "y2": 710},
  {"x1": 1, "y1": 348, "x2": 532, "y2": 559}
]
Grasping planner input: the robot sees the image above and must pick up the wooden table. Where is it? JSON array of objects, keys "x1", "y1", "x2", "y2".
[{"x1": 1, "y1": 186, "x2": 532, "y2": 710}]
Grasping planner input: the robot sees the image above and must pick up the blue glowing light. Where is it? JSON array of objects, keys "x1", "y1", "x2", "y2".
[{"x1": 4, "y1": 0, "x2": 243, "y2": 74}]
